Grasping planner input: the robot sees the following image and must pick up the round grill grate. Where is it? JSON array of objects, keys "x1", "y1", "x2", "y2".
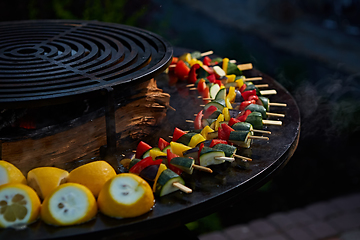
[{"x1": 0, "y1": 20, "x2": 173, "y2": 108}]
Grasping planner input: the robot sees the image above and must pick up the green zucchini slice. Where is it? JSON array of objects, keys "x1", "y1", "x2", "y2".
[
  {"x1": 245, "y1": 112, "x2": 263, "y2": 129},
  {"x1": 199, "y1": 147, "x2": 226, "y2": 166},
  {"x1": 244, "y1": 104, "x2": 267, "y2": 119},
  {"x1": 203, "y1": 99, "x2": 226, "y2": 111},
  {"x1": 231, "y1": 122, "x2": 253, "y2": 131},
  {"x1": 228, "y1": 131, "x2": 252, "y2": 148},
  {"x1": 155, "y1": 169, "x2": 185, "y2": 197},
  {"x1": 170, "y1": 157, "x2": 195, "y2": 174},
  {"x1": 213, "y1": 143, "x2": 237, "y2": 157}
]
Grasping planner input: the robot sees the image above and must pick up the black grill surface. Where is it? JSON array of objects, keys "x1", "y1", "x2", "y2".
[{"x1": 0, "y1": 20, "x2": 173, "y2": 108}]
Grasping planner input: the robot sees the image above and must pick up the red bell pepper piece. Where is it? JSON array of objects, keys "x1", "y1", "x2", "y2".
[
  {"x1": 203, "y1": 105, "x2": 218, "y2": 119},
  {"x1": 239, "y1": 100, "x2": 256, "y2": 111},
  {"x1": 220, "y1": 123, "x2": 235, "y2": 140},
  {"x1": 242, "y1": 89, "x2": 257, "y2": 101},
  {"x1": 194, "y1": 110, "x2": 203, "y2": 130},
  {"x1": 197, "y1": 142, "x2": 205, "y2": 164},
  {"x1": 172, "y1": 127, "x2": 187, "y2": 142},
  {"x1": 166, "y1": 149, "x2": 183, "y2": 175},
  {"x1": 209, "y1": 139, "x2": 228, "y2": 148},
  {"x1": 207, "y1": 73, "x2": 216, "y2": 83},
  {"x1": 135, "y1": 141, "x2": 152, "y2": 159},
  {"x1": 158, "y1": 138, "x2": 170, "y2": 151},
  {"x1": 202, "y1": 86, "x2": 211, "y2": 103},
  {"x1": 237, "y1": 109, "x2": 252, "y2": 122},
  {"x1": 129, "y1": 156, "x2": 162, "y2": 175},
  {"x1": 228, "y1": 117, "x2": 240, "y2": 126},
  {"x1": 214, "y1": 80, "x2": 223, "y2": 87},
  {"x1": 248, "y1": 95, "x2": 259, "y2": 101},
  {"x1": 188, "y1": 64, "x2": 200, "y2": 84},
  {"x1": 203, "y1": 56, "x2": 212, "y2": 66},
  {"x1": 174, "y1": 60, "x2": 190, "y2": 81},
  {"x1": 168, "y1": 57, "x2": 178, "y2": 72},
  {"x1": 202, "y1": 65, "x2": 214, "y2": 75},
  {"x1": 171, "y1": 57, "x2": 178, "y2": 64},
  {"x1": 239, "y1": 83, "x2": 247, "y2": 93},
  {"x1": 197, "y1": 78, "x2": 207, "y2": 93}
]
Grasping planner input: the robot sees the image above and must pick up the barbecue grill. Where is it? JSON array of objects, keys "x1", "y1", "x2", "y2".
[
  {"x1": 0, "y1": 19, "x2": 173, "y2": 159},
  {"x1": 0, "y1": 20, "x2": 300, "y2": 240}
]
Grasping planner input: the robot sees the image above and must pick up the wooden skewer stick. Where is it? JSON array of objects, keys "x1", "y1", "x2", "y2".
[
  {"x1": 249, "y1": 135, "x2": 269, "y2": 140},
  {"x1": 237, "y1": 63, "x2": 253, "y2": 71},
  {"x1": 215, "y1": 156, "x2": 235, "y2": 162},
  {"x1": 169, "y1": 64, "x2": 176, "y2": 68},
  {"x1": 172, "y1": 182, "x2": 192, "y2": 193},
  {"x1": 189, "y1": 87, "x2": 198, "y2": 91},
  {"x1": 269, "y1": 103, "x2": 287, "y2": 107},
  {"x1": 186, "y1": 120, "x2": 194, "y2": 123},
  {"x1": 193, "y1": 164, "x2": 213, "y2": 173},
  {"x1": 266, "y1": 112, "x2": 285, "y2": 118},
  {"x1": 200, "y1": 50, "x2": 214, "y2": 57},
  {"x1": 262, "y1": 120, "x2": 282, "y2": 126},
  {"x1": 234, "y1": 154, "x2": 252, "y2": 161},
  {"x1": 254, "y1": 84, "x2": 269, "y2": 88},
  {"x1": 260, "y1": 90, "x2": 277, "y2": 95},
  {"x1": 244, "y1": 77, "x2": 263, "y2": 81},
  {"x1": 252, "y1": 129, "x2": 271, "y2": 134},
  {"x1": 186, "y1": 84, "x2": 195, "y2": 87}
]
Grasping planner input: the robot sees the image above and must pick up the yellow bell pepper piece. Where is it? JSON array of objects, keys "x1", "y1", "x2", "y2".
[
  {"x1": 150, "y1": 148, "x2": 167, "y2": 160},
  {"x1": 170, "y1": 142, "x2": 192, "y2": 157},
  {"x1": 189, "y1": 58, "x2": 203, "y2": 67},
  {"x1": 179, "y1": 53, "x2": 192, "y2": 63},
  {"x1": 188, "y1": 134, "x2": 206, "y2": 148},
  {"x1": 226, "y1": 74, "x2": 236, "y2": 83},
  {"x1": 227, "y1": 86, "x2": 236, "y2": 103},
  {"x1": 236, "y1": 76, "x2": 245, "y2": 88},
  {"x1": 200, "y1": 125, "x2": 215, "y2": 139},
  {"x1": 152, "y1": 163, "x2": 167, "y2": 192},
  {"x1": 215, "y1": 114, "x2": 224, "y2": 131},
  {"x1": 225, "y1": 97, "x2": 233, "y2": 109},
  {"x1": 222, "y1": 107, "x2": 231, "y2": 121},
  {"x1": 222, "y1": 58, "x2": 229, "y2": 75}
]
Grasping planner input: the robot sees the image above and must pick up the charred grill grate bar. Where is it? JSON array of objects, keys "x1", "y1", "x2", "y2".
[{"x1": 0, "y1": 20, "x2": 173, "y2": 108}]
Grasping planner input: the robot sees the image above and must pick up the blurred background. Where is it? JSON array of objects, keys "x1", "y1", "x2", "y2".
[{"x1": 1, "y1": 0, "x2": 359, "y2": 237}]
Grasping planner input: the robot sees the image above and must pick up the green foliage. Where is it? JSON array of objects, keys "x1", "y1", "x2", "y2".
[
  {"x1": 26, "y1": 0, "x2": 149, "y2": 26},
  {"x1": 186, "y1": 213, "x2": 223, "y2": 236}
]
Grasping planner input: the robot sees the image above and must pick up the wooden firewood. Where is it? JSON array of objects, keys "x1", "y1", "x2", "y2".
[{"x1": 0, "y1": 79, "x2": 170, "y2": 173}]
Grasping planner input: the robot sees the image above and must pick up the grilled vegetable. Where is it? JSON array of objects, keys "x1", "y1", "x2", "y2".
[
  {"x1": 170, "y1": 157, "x2": 195, "y2": 174},
  {"x1": 245, "y1": 112, "x2": 263, "y2": 129},
  {"x1": 155, "y1": 169, "x2": 185, "y2": 197},
  {"x1": 213, "y1": 143, "x2": 237, "y2": 157},
  {"x1": 244, "y1": 104, "x2": 267, "y2": 119},
  {"x1": 199, "y1": 146, "x2": 226, "y2": 166},
  {"x1": 228, "y1": 131, "x2": 252, "y2": 148}
]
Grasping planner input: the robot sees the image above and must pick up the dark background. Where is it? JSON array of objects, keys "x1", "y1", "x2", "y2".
[{"x1": 1, "y1": 0, "x2": 359, "y2": 236}]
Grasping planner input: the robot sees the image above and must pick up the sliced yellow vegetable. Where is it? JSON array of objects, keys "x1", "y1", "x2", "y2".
[
  {"x1": 227, "y1": 86, "x2": 236, "y2": 103},
  {"x1": 222, "y1": 58, "x2": 229, "y2": 75},
  {"x1": 225, "y1": 97, "x2": 233, "y2": 109},
  {"x1": 215, "y1": 114, "x2": 224, "y2": 131},
  {"x1": 188, "y1": 134, "x2": 206, "y2": 148},
  {"x1": 150, "y1": 148, "x2": 167, "y2": 160},
  {"x1": 226, "y1": 74, "x2": 236, "y2": 83},
  {"x1": 179, "y1": 53, "x2": 192, "y2": 63},
  {"x1": 189, "y1": 59, "x2": 203, "y2": 67},
  {"x1": 152, "y1": 163, "x2": 167, "y2": 192},
  {"x1": 222, "y1": 107, "x2": 231, "y2": 121},
  {"x1": 170, "y1": 142, "x2": 192, "y2": 157},
  {"x1": 200, "y1": 126, "x2": 215, "y2": 139},
  {"x1": 236, "y1": 77, "x2": 245, "y2": 88}
]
